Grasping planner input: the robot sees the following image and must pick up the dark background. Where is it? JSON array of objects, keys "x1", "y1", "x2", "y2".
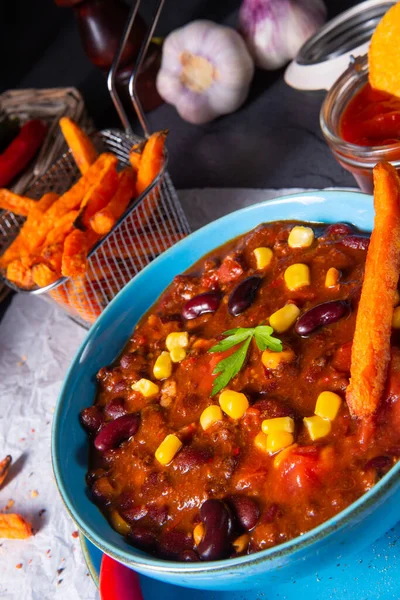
[{"x1": 0, "y1": 0, "x2": 363, "y2": 190}]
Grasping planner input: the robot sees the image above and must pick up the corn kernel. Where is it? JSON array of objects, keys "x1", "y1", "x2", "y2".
[
  {"x1": 262, "y1": 416, "x2": 295, "y2": 434},
  {"x1": 303, "y1": 415, "x2": 331, "y2": 441},
  {"x1": 266, "y1": 431, "x2": 294, "y2": 454},
  {"x1": 288, "y1": 226, "x2": 314, "y2": 249},
  {"x1": 273, "y1": 443, "x2": 298, "y2": 468},
  {"x1": 253, "y1": 247, "x2": 273, "y2": 269},
  {"x1": 166, "y1": 331, "x2": 189, "y2": 351},
  {"x1": 269, "y1": 304, "x2": 300, "y2": 333},
  {"x1": 394, "y1": 290, "x2": 400, "y2": 307},
  {"x1": 254, "y1": 431, "x2": 268, "y2": 452},
  {"x1": 193, "y1": 523, "x2": 205, "y2": 546},
  {"x1": 110, "y1": 510, "x2": 131, "y2": 536},
  {"x1": 261, "y1": 348, "x2": 295, "y2": 369},
  {"x1": 170, "y1": 347, "x2": 187, "y2": 363},
  {"x1": 393, "y1": 306, "x2": 400, "y2": 329},
  {"x1": 155, "y1": 434, "x2": 182, "y2": 465},
  {"x1": 315, "y1": 391, "x2": 342, "y2": 421},
  {"x1": 200, "y1": 405, "x2": 223, "y2": 430},
  {"x1": 153, "y1": 351, "x2": 173, "y2": 380},
  {"x1": 284, "y1": 263, "x2": 310, "y2": 291},
  {"x1": 219, "y1": 390, "x2": 249, "y2": 419},
  {"x1": 233, "y1": 533, "x2": 250, "y2": 553},
  {"x1": 131, "y1": 378, "x2": 160, "y2": 398},
  {"x1": 325, "y1": 267, "x2": 340, "y2": 288}
]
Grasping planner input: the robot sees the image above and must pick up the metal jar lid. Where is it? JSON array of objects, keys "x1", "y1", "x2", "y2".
[{"x1": 285, "y1": 0, "x2": 395, "y2": 91}]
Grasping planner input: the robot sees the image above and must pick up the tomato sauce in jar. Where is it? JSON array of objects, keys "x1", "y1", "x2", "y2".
[{"x1": 340, "y1": 82, "x2": 400, "y2": 146}]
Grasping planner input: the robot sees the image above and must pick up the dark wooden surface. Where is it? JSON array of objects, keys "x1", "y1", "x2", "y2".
[{"x1": 1, "y1": 0, "x2": 362, "y2": 191}]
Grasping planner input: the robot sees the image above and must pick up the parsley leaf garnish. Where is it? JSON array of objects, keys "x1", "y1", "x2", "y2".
[{"x1": 208, "y1": 325, "x2": 283, "y2": 396}]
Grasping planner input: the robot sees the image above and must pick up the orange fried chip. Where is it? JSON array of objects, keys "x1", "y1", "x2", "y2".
[
  {"x1": 0, "y1": 514, "x2": 33, "y2": 539},
  {"x1": 369, "y1": 3, "x2": 400, "y2": 96},
  {"x1": 0, "y1": 189, "x2": 36, "y2": 216},
  {"x1": 60, "y1": 117, "x2": 98, "y2": 175},
  {"x1": 74, "y1": 155, "x2": 119, "y2": 230},
  {"x1": 90, "y1": 168, "x2": 136, "y2": 235},
  {"x1": 31, "y1": 263, "x2": 59, "y2": 288},
  {"x1": 61, "y1": 229, "x2": 88, "y2": 278},
  {"x1": 6, "y1": 259, "x2": 33, "y2": 289},
  {"x1": 136, "y1": 130, "x2": 167, "y2": 196}
]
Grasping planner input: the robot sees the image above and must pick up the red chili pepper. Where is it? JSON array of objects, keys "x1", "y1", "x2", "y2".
[
  {"x1": 0, "y1": 119, "x2": 47, "y2": 187},
  {"x1": 99, "y1": 554, "x2": 144, "y2": 600}
]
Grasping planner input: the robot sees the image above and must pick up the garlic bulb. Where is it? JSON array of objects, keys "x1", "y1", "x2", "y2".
[
  {"x1": 156, "y1": 20, "x2": 255, "y2": 125},
  {"x1": 239, "y1": 0, "x2": 326, "y2": 71}
]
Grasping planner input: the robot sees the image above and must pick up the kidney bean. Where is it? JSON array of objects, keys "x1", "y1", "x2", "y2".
[
  {"x1": 182, "y1": 292, "x2": 221, "y2": 320},
  {"x1": 80, "y1": 406, "x2": 104, "y2": 434},
  {"x1": 112, "y1": 381, "x2": 128, "y2": 394},
  {"x1": 324, "y1": 223, "x2": 354, "y2": 238},
  {"x1": 104, "y1": 397, "x2": 127, "y2": 420},
  {"x1": 228, "y1": 495, "x2": 260, "y2": 532},
  {"x1": 120, "y1": 353, "x2": 136, "y2": 370},
  {"x1": 228, "y1": 276, "x2": 262, "y2": 317},
  {"x1": 339, "y1": 235, "x2": 370, "y2": 251},
  {"x1": 295, "y1": 301, "x2": 349, "y2": 336},
  {"x1": 364, "y1": 455, "x2": 392, "y2": 476},
  {"x1": 94, "y1": 413, "x2": 140, "y2": 452},
  {"x1": 197, "y1": 499, "x2": 234, "y2": 561},
  {"x1": 127, "y1": 527, "x2": 157, "y2": 553},
  {"x1": 158, "y1": 529, "x2": 193, "y2": 560},
  {"x1": 173, "y1": 446, "x2": 213, "y2": 473},
  {"x1": 122, "y1": 505, "x2": 148, "y2": 523}
]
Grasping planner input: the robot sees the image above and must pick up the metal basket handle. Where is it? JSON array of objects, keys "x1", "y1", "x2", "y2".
[{"x1": 107, "y1": 0, "x2": 165, "y2": 137}]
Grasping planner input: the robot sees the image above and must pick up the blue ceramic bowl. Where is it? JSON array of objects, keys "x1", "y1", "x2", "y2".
[{"x1": 52, "y1": 191, "x2": 400, "y2": 591}]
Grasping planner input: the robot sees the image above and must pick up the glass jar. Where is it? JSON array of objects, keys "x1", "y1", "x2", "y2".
[{"x1": 320, "y1": 54, "x2": 400, "y2": 194}]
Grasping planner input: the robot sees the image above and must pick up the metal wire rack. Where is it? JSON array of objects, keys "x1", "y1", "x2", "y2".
[{"x1": 0, "y1": 0, "x2": 191, "y2": 327}]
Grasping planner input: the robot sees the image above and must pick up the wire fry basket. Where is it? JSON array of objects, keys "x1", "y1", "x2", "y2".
[{"x1": 0, "y1": 0, "x2": 191, "y2": 328}]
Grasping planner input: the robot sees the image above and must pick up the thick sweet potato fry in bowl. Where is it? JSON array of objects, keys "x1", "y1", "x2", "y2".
[{"x1": 347, "y1": 162, "x2": 400, "y2": 418}]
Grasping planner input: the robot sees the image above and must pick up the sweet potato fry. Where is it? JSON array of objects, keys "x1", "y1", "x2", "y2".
[
  {"x1": 61, "y1": 229, "x2": 88, "y2": 278},
  {"x1": 59, "y1": 117, "x2": 98, "y2": 174},
  {"x1": 6, "y1": 259, "x2": 33, "y2": 289},
  {"x1": 0, "y1": 193, "x2": 60, "y2": 267},
  {"x1": 32, "y1": 263, "x2": 59, "y2": 288},
  {"x1": 74, "y1": 156, "x2": 119, "y2": 230},
  {"x1": 43, "y1": 210, "x2": 79, "y2": 246},
  {"x1": 136, "y1": 130, "x2": 167, "y2": 196},
  {"x1": 129, "y1": 140, "x2": 145, "y2": 172},
  {"x1": 0, "y1": 455, "x2": 11, "y2": 488},
  {"x1": 346, "y1": 162, "x2": 400, "y2": 418},
  {"x1": 0, "y1": 513, "x2": 33, "y2": 539},
  {"x1": 90, "y1": 168, "x2": 136, "y2": 235},
  {"x1": 41, "y1": 243, "x2": 63, "y2": 274},
  {"x1": 0, "y1": 189, "x2": 36, "y2": 216}
]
